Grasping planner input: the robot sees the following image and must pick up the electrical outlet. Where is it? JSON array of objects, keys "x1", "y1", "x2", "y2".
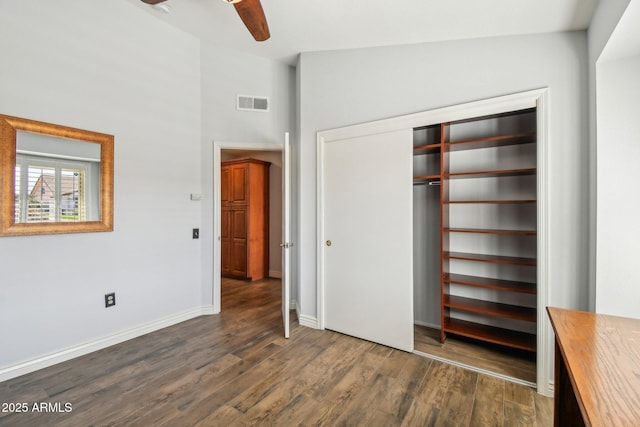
[
  {"x1": 192, "y1": 228, "x2": 199, "y2": 239},
  {"x1": 105, "y1": 292, "x2": 116, "y2": 308}
]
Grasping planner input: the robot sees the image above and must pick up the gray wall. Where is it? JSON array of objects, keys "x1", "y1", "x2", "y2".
[
  {"x1": 297, "y1": 32, "x2": 590, "y2": 323},
  {"x1": 0, "y1": 0, "x2": 201, "y2": 369},
  {"x1": 199, "y1": 42, "x2": 296, "y2": 308},
  {"x1": 0, "y1": 0, "x2": 295, "y2": 377}
]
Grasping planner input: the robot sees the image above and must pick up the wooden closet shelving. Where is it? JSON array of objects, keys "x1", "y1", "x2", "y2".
[
  {"x1": 446, "y1": 167, "x2": 536, "y2": 179},
  {"x1": 413, "y1": 138, "x2": 441, "y2": 185},
  {"x1": 444, "y1": 273, "x2": 536, "y2": 294},
  {"x1": 443, "y1": 295, "x2": 536, "y2": 322},
  {"x1": 445, "y1": 199, "x2": 536, "y2": 204},
  {"x1": 447, "y1": 132, "x2": 535, "y2": 151},
  {"x1": 413, "y1": 142, "x2": 441, "y2": 155},
  {"x1": 444, "y1": 251, "x2": 536, "y2": 266},
  {"x1": 444, "y1": 228, "x2": 536, "y2": 236},
  {"x1": 443, "y1": 318, "x2": 536, "y2": 352},
  {"x1": 436, "y1": 108, "x2": 538, "y2": 353}
]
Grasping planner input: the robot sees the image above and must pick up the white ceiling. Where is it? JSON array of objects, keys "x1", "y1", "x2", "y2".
[{"x1": 129, "y1": 0, "x2": 600, "y2": 65}]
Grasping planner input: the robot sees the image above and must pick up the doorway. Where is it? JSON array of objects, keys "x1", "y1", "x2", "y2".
[
  {"x1": 212, "y1": 139, "x2": 292, "y2": 338},
  {"x1": 220, "y1": 149, "x2": 283, "y2": 282}
]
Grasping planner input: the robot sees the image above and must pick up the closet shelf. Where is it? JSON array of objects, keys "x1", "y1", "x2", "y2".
[
  {"x1": 444, "y1": 273, "x2": 536, "y2": 294},
  {"x1": 445, "y1": 251, "x2": 536, "y2": 266},
  {"x1": 444, "y1": 295, "x2": 536, "y2": 322},
  {"x1": 443, "y1": 317, "x2": 537, "y2": 352},
  {"x1": 444, "y1": 228, "x2": 536, "y2": 236},
  {"x1": 413, "y1": 174, "x2": 440, "y2": 184},
  {"x1": 413, "y1": 143, "x2": 441, "y2": 155},
  {"x1": 445, "y1": 199, "x2": 536, "y2": 204},
  {"x1": 431, "y1": 107, "x2": 538, "y2": 352},
  {"x1": 448, "y1": 132, "x2": 536, "y2": 151},
  {"x1": 445, "y1": 168, "x2": 536, "y2": 179}
]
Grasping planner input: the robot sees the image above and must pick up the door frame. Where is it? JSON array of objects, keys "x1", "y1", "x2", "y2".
[
  {"x1": 317, "y1": 88, "x2": 550, "y2": 395},
  {"x1": 212, "y1": 140, "x2": 284, "y2": 314}
]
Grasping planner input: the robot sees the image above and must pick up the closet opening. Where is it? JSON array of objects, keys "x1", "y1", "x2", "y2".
[{"x1": 412, "y1": 108, "x2": 537, "y2": 385}]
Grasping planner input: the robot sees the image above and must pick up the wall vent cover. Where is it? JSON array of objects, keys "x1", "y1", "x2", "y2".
[{"x1": 237, "y1": 95, "x2": 269, "y2": 112}]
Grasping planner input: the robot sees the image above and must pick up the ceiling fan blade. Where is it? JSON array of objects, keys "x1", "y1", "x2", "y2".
[
  {"x1": 140, "y1": 0, "x2": 167, "y2": 4},
  {"x1": 233, "y1": 0, "x2": 271, "y2": 42}
]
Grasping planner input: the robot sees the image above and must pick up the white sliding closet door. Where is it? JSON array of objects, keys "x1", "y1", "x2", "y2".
[{"x1": 321, "y1": 129, "x2": 414, "y2": 352}]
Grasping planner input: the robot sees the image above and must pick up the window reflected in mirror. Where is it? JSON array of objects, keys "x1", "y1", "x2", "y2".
[
  {"x1": 15, "y1": 131, "x2": 101, "y2": 223},
  {"x1": 0, "y1": 115, "x2": 113, "y2": 237}
]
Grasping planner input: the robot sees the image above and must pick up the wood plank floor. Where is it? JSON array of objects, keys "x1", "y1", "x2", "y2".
[
  {"x1": 414, "y1": 325, "x2": 537, "y2": 384},
  {"x1": 0, "y1": 278, "x2": 552, "y2": 426}
]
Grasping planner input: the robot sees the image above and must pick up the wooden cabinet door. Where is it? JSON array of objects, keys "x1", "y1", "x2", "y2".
[
  {"x1": 229, "y1": 207, "x2": 248, "y2": 277},
  {"x1": 221, "y1": 166, "x2": 230, "y2": 204},
  {"x1": 230, "y1": 164, "x2": 248, "y2": 204},
  {"x1": 230, "y1": 240, "x2": 248, "y2": 278},
  {"x1": 221, "y1": 206, "x2": 231, "y2": 275},
  {"x1": 220, "y1": 158, "x2": 270, "y2": 280}
]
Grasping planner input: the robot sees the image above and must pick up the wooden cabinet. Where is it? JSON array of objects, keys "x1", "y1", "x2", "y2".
[
  {"x1": 221, "y1": 158, "x2": 270, "y2": 280},
  {"x1": 414, "y1": 108, "x2": 538, "y2": 352}
]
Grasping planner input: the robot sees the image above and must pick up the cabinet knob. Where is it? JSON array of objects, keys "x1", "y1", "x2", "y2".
[{"x1": 326, "y1": 240, "x2": 332, "y2": 247}]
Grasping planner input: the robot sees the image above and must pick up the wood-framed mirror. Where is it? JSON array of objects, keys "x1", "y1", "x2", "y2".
[{"x1": 0, "y1": 114, "x2": 113, "y2": 237}]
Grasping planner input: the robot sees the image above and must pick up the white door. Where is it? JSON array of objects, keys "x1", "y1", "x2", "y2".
[
  {"x1": 281, "y1": 133, "x2": 291, "y2": 338},
  {"x1": 321, "y1": 129, "x2": 414, "y2": 352}
]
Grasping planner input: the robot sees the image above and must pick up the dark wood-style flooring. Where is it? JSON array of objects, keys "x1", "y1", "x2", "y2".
[
  {"x1": 414, "y1": 325, "x2": 537, "y2": 385},
  {"x1": 0, "y1": 278, "x2": 552, "y2": 426}
]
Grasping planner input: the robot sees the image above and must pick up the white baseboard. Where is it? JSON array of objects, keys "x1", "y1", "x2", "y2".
[
  {"x1": 268, "y1": 270, "x2": 282, "y2": 279},
  {"x1": 0, "y1": 306, "x2": 215, "y2": 383},
  {"x1": 294, "y1": 300, "x2": 318, "y2": 329},
  {"x1": 298, "y1": 313, "x2": 319, "y2": 329},
  {"x1": 200, "y1": 305, "x2": 215, "y2": 315},
  {"x1": 545, "y1": 380, "x2": 555, "y2": 397}
]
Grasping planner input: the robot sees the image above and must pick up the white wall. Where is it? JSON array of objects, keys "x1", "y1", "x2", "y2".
[
  {"x1": 297, "y1": 32, "x2": 590, "y2": 326},
  {"x1": 199, "y1": 42, "x2": 296, "y2": 310},
  {"x1": 591, "y1": 0, "x2": 640, "y2": 318},
  {"x1": 587, "y1": 0, "x2": 633, "y2": 311},
  {"x1": 0, "y1": 1, "x2": 202, "y2": 372},
  {"x1": 596, "y1": 55, "x2": 640, "y2": 318}
]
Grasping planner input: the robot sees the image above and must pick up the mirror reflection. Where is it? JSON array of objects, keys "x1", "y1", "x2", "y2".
[
  {"x1": 0, "y1": 114, "x2": 113, "y2": 237},
  {"x1": 15, "y1": 131, "x2": 101, "y2": 223}
]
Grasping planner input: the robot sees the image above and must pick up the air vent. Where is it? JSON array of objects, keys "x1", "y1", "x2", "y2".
[{"x1": 237, "y1": 95, "x2": 269, "y2": 112}]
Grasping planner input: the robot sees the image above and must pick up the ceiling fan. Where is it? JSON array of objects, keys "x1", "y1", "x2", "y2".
[{"x1": 141, "y1": 0, "x2": 270, "y2": 42}]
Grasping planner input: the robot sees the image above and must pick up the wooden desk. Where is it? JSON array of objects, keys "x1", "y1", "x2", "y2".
[{"x1": 547, "y1": 307, "x2": 640, "y2": 426}]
